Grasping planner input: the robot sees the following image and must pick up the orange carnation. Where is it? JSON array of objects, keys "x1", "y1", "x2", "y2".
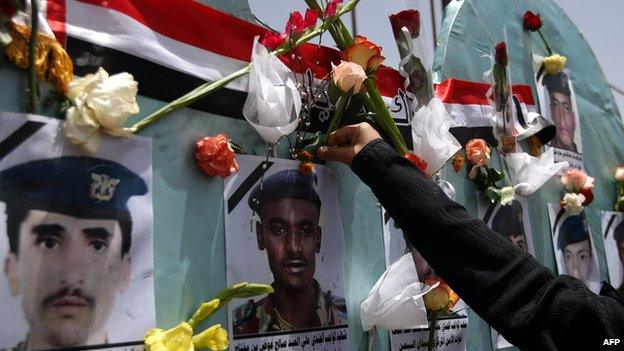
[
  {"x1": 195, "y1": 134, "x2": 239, "y2": 178},
  {"x1": 452, "y1": 153, "x2": 464, "y2": 173}
]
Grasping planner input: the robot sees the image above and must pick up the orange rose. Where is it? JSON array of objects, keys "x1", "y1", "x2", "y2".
[
  {"x1": 501, "y1": 136, "x2": 516, "y2": 154},
  {"x1": 465, "y1": 139, "x2": 490, "y2": 167},
  {"x1": 195, "y1": 134, "x2": 239, "y2": 178},
  {"x1": 422, "y1": 276, "x2": 459, "y2": 314},
  {"x1": 342, "y1": 35, "x2": 385, "y2": 73}
]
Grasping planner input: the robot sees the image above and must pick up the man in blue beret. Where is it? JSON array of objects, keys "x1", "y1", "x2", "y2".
[
  {"x1": 557, "y1": 214, "x2": 592, "y2": 285},
  {"x1": 233, "y1": 169, "x2": 346, "y2": 335},
  {"x1": 542, "y1": 71, "x2": 578, "y2": 153},
  {"x1": 0, "y1": 156, "x2": 147, "y2": 350},
  {"x1": 613, "y1": 221, "x2": 624, "y2": 293},
  {"x1": 492, "y1": 200, "x2": 528, "y2": 253}
]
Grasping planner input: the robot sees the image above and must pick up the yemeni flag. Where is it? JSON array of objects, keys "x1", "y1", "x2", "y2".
[{"x1": 42, "y1": 0, "x2": 548, "y2": 148}]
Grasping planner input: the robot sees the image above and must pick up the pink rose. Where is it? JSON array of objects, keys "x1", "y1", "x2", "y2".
[
  {"x1": 465, "y1": 139, "x2": 491, "y2": 167},
  {"x1": 195, "y1": 134, "x2": 239, "y2": 178},
  {"x1": 332, "y1": 61, "x2": 367, "y2": 93},
  {"x1": 561, "y1": 169, "x2": 593, "y2": 193}
]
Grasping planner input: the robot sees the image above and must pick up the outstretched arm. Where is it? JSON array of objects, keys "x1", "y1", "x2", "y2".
[{"x1": 318, "y1": 123, "x2": 624, "y2": 350}]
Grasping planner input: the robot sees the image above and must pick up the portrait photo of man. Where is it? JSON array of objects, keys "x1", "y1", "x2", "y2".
[
  {"x1": 602, "y1": 212, "x2": 624, "y2": 295},
  {"x1": 558, "y1": 214, "x2": 593, "y2": 283},
  {"x1": 224, "y1": 156, "x2": 348, "y2": 343},
  {"x1": 491, "y1": 200, "x2": 530, "y2": 253},
  {"x1": 0, "y1": 156, "x2": 148, "y2": 350},
  {"x1": 549, "y1": 205, "x2": 601, "y2": 294},
  {"x1": 542, "y1": 71, "x2": 580, "y2": 153}
]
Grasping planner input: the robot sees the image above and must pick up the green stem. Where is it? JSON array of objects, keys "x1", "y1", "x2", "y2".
[
  {"x1": 322, "y1": 93, "x2": 350, "y2": 144},
  {"x1": 306, "y1": 0, "x2": 408, "y2": 155},
  {"x1": 364, "y1": 79, "x2": 409, "y2": 155},
  {"x1": 427, "y1": 313, "x2": 438, "y2": 351},
  {"x1": 537, "y1": 30, "x2": 553, "y2": 55},
  {"x1": 28, "y1": 0, "x2": 38, "y2": 113},
  {"x1": 132, "y1": 64, "x2": 250, "y2": 132}
]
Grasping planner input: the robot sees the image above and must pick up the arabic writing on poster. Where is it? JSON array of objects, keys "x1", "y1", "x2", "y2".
[
  {"x1": 233, "y1": 326, "x2": 349, "y2": 351},
  {"x1": 390, "y1": 317, "x2": 468, "y2": 351}
]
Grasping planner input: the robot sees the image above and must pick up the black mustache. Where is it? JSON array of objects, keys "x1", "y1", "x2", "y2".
[{"x1": 42, "y1": 288, "x2": 95, "y2": 308}]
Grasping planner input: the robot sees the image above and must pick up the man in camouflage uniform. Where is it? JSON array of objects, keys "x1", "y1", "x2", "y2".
[{"x1": 233, "y1": 169, "x2": 347, "y2": 335}]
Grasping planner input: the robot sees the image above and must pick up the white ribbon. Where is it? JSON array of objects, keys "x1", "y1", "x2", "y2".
[
  {"x1": 243, "y1": 37, "x2": 301, "y2": 144},
  {"x1": 506, "y1": 148, "x2": 568, "y2": 196}
]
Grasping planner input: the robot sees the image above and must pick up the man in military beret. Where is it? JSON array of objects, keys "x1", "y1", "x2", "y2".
[
  {"x1": 557, "y1": 214, "x2": 592, "y2": 284},
  {"x1": 542, "y1": 71, "x2": 578, "y2": 152},
  {"x1": 613, "y1": 221, "x2": 624, "y2": 293},
  {"x1": 1, "y1": 156, "x2": 147, "y2": 350},
  {"x1": 233, "y1": 169, "x2": 347, "y2": 335},
  {"x1": 492, "y1": 200, "x2": 528, "y2": 253}
]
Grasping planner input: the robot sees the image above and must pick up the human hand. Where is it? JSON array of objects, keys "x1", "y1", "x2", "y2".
[{"x1": 316, "y1": 123, "x2": 382, "y2": 165}]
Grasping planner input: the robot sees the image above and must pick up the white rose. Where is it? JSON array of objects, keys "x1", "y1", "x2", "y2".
[
  {"x1": 562, "y1": 193, "x2": 585, "y2": 215},
  {"x1": 499, "y1": 186, "x2": 515, "y2": 206},
  {"x1": 64, "y1": 67, "x2": 139, "y2": 153}
]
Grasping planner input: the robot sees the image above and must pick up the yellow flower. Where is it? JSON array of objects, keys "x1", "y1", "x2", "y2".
[
  {"x1": 422, "y1": 276, "x2": 459, "y2": 314},
  {"x1": 145, "y1": 322, "x2": 194, "y2": 351},
  {"x1": 188, "y1": 299, "x2": 220, "y2": 327},
  {"x1": 192, "y1": 324, "x2": 228, "y2": 351},
  {"x1": 544, "y1": 54, "x2": 567, "y2": 75}
]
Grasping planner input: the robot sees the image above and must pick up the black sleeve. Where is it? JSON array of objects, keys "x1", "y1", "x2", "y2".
[{"x1": 351, "y1": 139, "x2": 624, "y2": 350}]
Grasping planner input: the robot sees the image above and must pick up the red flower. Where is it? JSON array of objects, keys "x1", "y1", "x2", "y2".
[
  {"x1": 404, "y1": 153, "x2": 428, "y2": 174},
  {"x1": 303, "y1": 8, "x2": 318, "y2": 29},
  {"x1": 389, "y1": 9, "x2": 420, "y2": 39},
  {"x1": 324, "y1": 0, "x2": 343, "y2": 17},
  {"x1": 260, "y1": 31, "x2": 287, "y2": 51},
  {"x1": 495, "y1": 42, "x2": 508, "y2": 66},
  {"x1": 195, "y1": 134, "x2": 240, "y2": 178},
  {"x1": 523, "y1": 11, "x2": 542, "y2": 31},
  {"x1": 285, "y1": 11, "x2": 305, "y2": 34},
  {"x1": 300, "y1": 162, "x2": 314, "y2": 176},
  {"x1": 285, "y1": 9, "x2": 317, "y2": 35},
  {"x1": 581, "y1": 187, "x2": 594, "y2": 206}
]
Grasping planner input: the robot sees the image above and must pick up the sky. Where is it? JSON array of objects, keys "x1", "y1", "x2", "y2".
[{"x1": 247, "y1": 0, "x2": 624, "y2": 118}]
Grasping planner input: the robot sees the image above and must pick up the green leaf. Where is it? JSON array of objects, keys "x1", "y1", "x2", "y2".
[
  {"x1": 294, "y1": 133, "x2": 321, "y2": 151},
  {"x1": 485, "y1": 186, "x2": 501, "y2": 203},
  {"x1": 487, "y1": 168, "x2": 505, "y2": 184},
  {"x1": 328, "y1": 80, "x2": 342, "y2": 105}
]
